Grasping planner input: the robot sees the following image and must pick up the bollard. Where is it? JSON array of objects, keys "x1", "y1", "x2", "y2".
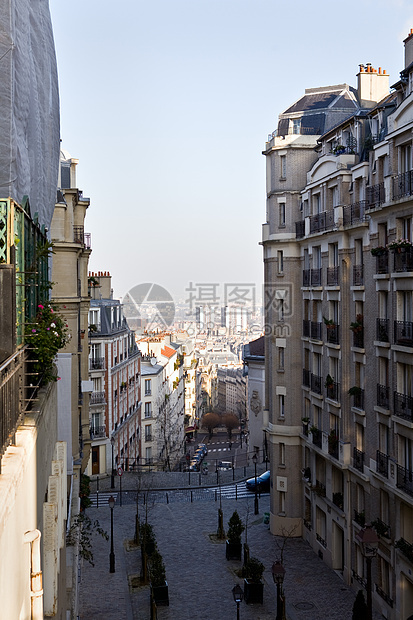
[
  {"x1": 199, "y1": 473, "x2": 201, "y2": 486},
  {"x1": 96, "y1": 476, "x2": 99, "y2": 508},
  {"x1": 191, "y1": 491, "x2": 193, "y2": 503},
  {"x1": 236, "y1": 484, "x2": 238, "y2": 501},
  {"x1": 189, "y1": 471, "x2": 191, "y2": 486},
  {"x1": 166, "y1": 492, "x2": 169, "y2": 504},
  {"x1": 244, "y1": 466, "x2": 246, "y2": 477},
  {"x1": 215, "y1": 489, "x2": 217, "y2": 502}
]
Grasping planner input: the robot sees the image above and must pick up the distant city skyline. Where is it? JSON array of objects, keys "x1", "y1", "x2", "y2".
[{"x1": 49, "y1": 0, "x2": 412, "y2": 300}]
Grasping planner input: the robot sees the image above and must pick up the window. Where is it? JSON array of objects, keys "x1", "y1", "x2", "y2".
[
  {"x1": 279, "y1": 394, "x2": 285, "y2": 418},
  {"x1": 279, "y1": 491, "x2": 286, "y2": 514},
  {"x1": 278, "y1": 347, "x2": 284, "y2": 370},
  {"x1": 145, "y1": 447, "x2": 152, "y2": 463},
  {"x1": 313, "y1": 193, "x2": 321, "y2": 215},
  {"x1": 399, "y1": 143, "x2": 412, "y2": 173},
  {"x1": 279, "y1": 203, "x2": 286, "y2": 227},
  {"x1": 379, "y1": 423, "x2": 389, "y2": 455},
  {"x1": 145, "y1": 425, "x2": 152, "y2": 442},
  {"x1": 355, "y1": 423, "x2": 364, "y2": 452},
  {"x1": 280, "y1": 155, "x2": 286, "y2": 179},
  {"x1": 144, "y1": 402, "x2": 152, "y2": 418},
  {"x1": 277, "y1": 250, "x2": 284, "y2": 274},
  {"x1": 145, "y1": 379, "x2": 151, "y2": 395},
  {"x1": 316, "y1": 506, "x2": 326, "y2": 545},
  {"x1": 292, "y1": 118, "x2": 301, "y2": 134},
  {"x1": 329, "y1": 243, "x2": 339, "y2": 268},
  {"x1": 279, "y1": 442, "x2": 285, "y2": 465}
]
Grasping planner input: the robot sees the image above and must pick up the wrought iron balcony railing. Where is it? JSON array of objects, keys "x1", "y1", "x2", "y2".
[
  {"x1": 344, "y1": 202, "x2": 367, "y2": 226},
  {"x1": 353, "y1": 447, "x2": 364, "y2": 472},
  {"x1": 310, "y1": 373, "x2": 322, "y2": 395},
  {"x1": 90, "y1": 391, "x2": 106, "y2": 405},
  {"x1": 303, "y1": 320, "x2": 310, "y2": 338},
  {"x1": 302, "y1": 269, "x2": 310, "y2": 287},
  {"x1": 392, "y1": 170, "x2": 413, "y2": 200},
  {"x1": 397, "y1": 464, "x2": 413, "y2": 496},
  {"x1": 295, "y1": 220, "x2": 305, "y2": 238},
  {"x1": 393, "y1": 247, "x2": 413, "y2": 272},
  {"x1": 326, "y1": 266, "x2": 339, "y2": 286},
  {"x1": 312, "y1": 429, "x2": 322, "y2": 448},
  {"x1": 353, "y1": 329, "x2": 364, "y2": 349},
  {"x1": 310, "y1": 321, "x2": 322, "y2": 340},
  {"x1": 394, "y1": 320, "x2": 413, "y2": 347},
  {"x1": 366, "y1": 182, "x2": 385, "y2": 208},
  {"x1": 302, "y1": 368, "x2": 311, "y2": 388},
  {"x1": 394, "y1": 391, "x2": 413, "y2": 421},
  {"x1": 310, "y1": 268, "x2": 322, "y2": 287},
  {"x1": 376, "y1": 252, "x2": 389, "y2": 274},
  {"x1": 354, "y1": 510, "x2": 366, "y2": 527},
  {"x1": 89, "y1": 357, "x2": 105, "y2": 370},
  {"x1": 376, "y1": 318, "x2": 389, "y2": 342},
  {"x1": 377, "y1": 384, "x2": 389, "y2": 409},
  {"x1": 326, "y1": 324, "x2": 339, "y2": 345},
  {"x1": 0, "y1": 349, "x2": 25, "y2": 467},
  {"x1": 352, "y1": 388, "x2": 365, "y2": 410},
  {"x1": 376, "y1": 450, "x2": 388, "y2": 477},
  {"x1": 325, "y1": 380, "x2": 340, "y2": 402},
  {"x1": 90, "y1": 425, "x2": 106, "y2": 439},
  {"x1": 353, "y1": 264, "x2": 364, "y2": 286},
  {"x1": 375, "y1": 585, "x2": 393, "y2": 608}
]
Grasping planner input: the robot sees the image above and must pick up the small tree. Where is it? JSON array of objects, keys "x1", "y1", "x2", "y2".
[
  {"x1": 149, "y1": 549, "x2": 166, "y2": 587},
  {"x1": 66, "y1": 513, "x2": 108, "y2": 567},
  {"x1": 201, "y1": 412, "x2": 221, "y2": 438},
  {"x1": 245, "y1": 557, "x2": 265, "y2": 582},
  {"x1": 352, "y1": 590, "x2": 368, "y2": 620},
  {"x1": 222, "y1": 412, "x2": 239, "y2": 441},
  {"x1": 227, "y1": 511, "x2": 245, "y2": 544}
]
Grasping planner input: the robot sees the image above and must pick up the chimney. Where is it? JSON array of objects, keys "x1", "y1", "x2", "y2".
[
  {"x1": 404, "y1": 28, "x2": 413, "y2": 68},
  {"x1": 357, "y1": 63, "x2": 389, "y2": 108}
]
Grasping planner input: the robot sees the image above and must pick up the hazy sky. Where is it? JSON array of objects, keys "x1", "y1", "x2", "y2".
[{"x1": 49, "y1": 0, "x2": 413, "y2": 302}]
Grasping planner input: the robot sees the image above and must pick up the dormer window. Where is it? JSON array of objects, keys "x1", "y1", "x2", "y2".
[{"x1": 292, "y1": 119, "x2": 301, "y2": 135}]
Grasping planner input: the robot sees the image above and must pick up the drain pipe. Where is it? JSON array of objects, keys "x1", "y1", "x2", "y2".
[{"x1": 23, "y1": 529, "x2": 43, "y2": 620}]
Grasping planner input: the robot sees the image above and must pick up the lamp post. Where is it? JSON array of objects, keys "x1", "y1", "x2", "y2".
[
  {"x1": 252, "y1": 452, "x2": 259, "y2": 515},
  {"x1": 110, "y1": 436, "x2": 115, "y2": 489},
  {"x1": 272, "y1": 561, "x2": 286, "y2": 620},
  {"x1": 356, "y1": 525, "x2": 379, "y2": 620},
  {"x1": 232, "y1": 584, "x2": 243, "y2": 620},
  {"x1": 108, "y1": 495, "x2": 115, "y2": 573}
]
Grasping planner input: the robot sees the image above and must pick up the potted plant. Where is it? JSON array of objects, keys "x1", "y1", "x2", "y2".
[
  {"x1": 350, "y1": 314, "x2": 363, "y2": 333},
  {"x1": 370, "y1": 245, "x2": 387, "y2": 256},
  {"x1": 348, "y1": 386, "x2": 362, "y2": 397},
  {"x1": 244, "y1": 557, "x2": 265, "y2": 604},
  {"x1": 149, "y1": 549, "x2": 169, "y2": 606},
  {"x1": 140, "y1": 522, "x2": 156, "y2": 557},
  {"x1": 226, "y1": 511, "x2": 244, "y2": 560},
  {"x1": 309, "y1": 424, "x2": 318, "y2": 435},
  {"x1": 387, "y1": 238, "x2": 413, "y2": 252},
  {"x1": 323, "y1": 317, "x2": 336, "y2": 329}
]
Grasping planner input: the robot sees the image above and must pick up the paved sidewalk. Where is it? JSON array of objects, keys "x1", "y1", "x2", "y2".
[{"x1": 79, "y1": 472, "x2": 380, "y2": 620}]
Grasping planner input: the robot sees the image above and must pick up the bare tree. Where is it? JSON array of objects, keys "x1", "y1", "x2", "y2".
[
  {"x1": 222, "y1": 412, "x2": 239, "y2": 441},
  {"x1": 201, "y1": 412, "x2": 221, "y2": 438}
]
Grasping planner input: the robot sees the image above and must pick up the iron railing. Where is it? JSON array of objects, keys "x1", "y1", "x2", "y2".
[
  {"x1": 310, "y1": 373, "x2": 322, "y2": 395},
  {"x1": 90, "y1": 391, "x2": 106, "y2": 405},
  {"x1": 394, "y1": 320, "x2": 413, "y2": 347},
  {"x1": 354, "y1": 510, "x2": 366, "y2": 527},
  {"x1": 325, "y1": 380, "x2": 340, "y2": 402},
  {"x1": 295, "y1": 220, "x2": 305, "y2": 238},
  {"x1": 326, "y1": 324, "x2": 339, "y2": 345},
  {"x1": 377, "y1": 384, "x2": 390, "y2": 409},
  {"x1": 376, "y1": 451, "x2": 388, "y2": 477},
  {"x1": 303, "y1": 320, "x2": 310, "y2": 338},
  {"x1": 392, "y1": 170, "x2": 413, "y2": 200},
  {"x1": 394, "y1": 391, "x2": 413, "y2": 421},
  {"x1": 90, "y1": 425, "x2": 106, "y2": 439},
  {"x1": 393, "y1": 247, "x2": 413, "y2": 272},
  {"x1": 0, "y1": 349, "x2": 25, "y2": 465},
  {"x1": 309, "y1": 212, "x2": 327, "y2": 234},
  {"x1": 310, "y1": 321, "x2": 322, "y2": 340},
  {"x1": 376, "y1": 318, "x2": 389, "y2": 342},
  {"x1": 366, "y1": 182, "x2": 385, "y2": 208},
  {"x1": 302, "y1": 368, "x2": 311, "y2": 388},
  {"x1": 312, "y1": 429, "x2": 322, "y2": 448},
  {"x1": 352, "y1": 388, "x2": 365, "y2": 410},
  {"x1": 89, "y1": 357, "x2": 105, "y2": 370},
  {"x1": 326, "y1": 266, "x2": 339, "y2": 286},
  {"x1": 353, "y1": 264, "x2": 364, "y2": 286},
  {"x1": 397, "y1": 464, "x2": 413, "y2": 496},
  {"x1": 376, "y1": 252, "x2": 389, "y2": 274},
  {"x1": 353, "y1": 330, "x2": 364, "y2": 349},
  {"x1": 353, "y1": 447, "x2": 364, "y2": 472},
  {"x1": 344, "y1": 202, "x2": 367, "y2": 226},
  {"x1": 302, "y1": 269, "x2": 310, "y2": 287},
  {"x1": 310, "y1": 268, "x2": 322, "y2": 287}
]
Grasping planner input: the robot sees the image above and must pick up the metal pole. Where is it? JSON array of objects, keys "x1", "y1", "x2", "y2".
[
  {"x1": 276, "y1": 582, "x2": 282, "y2": 620},
  {"x1": 111, "y1": 442, "x2": 115, "y2": 489},
  {"x1": 366, "y1": 556, "x2": 373, "y2": 620},
  {"x1": 120, "y1": 474, "x2": 122, "y2": 507},
  {"x1": 236, "y1": 601, "x2": 240, "y2": 620},
  {"x1": 254, "y1": 460, "x2": 259, "y2": 515},
  {"x1": 109, "y1": 505, "x2": 115, "y2": 573}
]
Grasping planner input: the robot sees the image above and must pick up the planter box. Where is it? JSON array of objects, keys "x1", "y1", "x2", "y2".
[
  {"x1": 226, "y1": 540, "x2": 242, "y2": 561},
  {"x1": 151, "y1": 581, "x2": 169, "y2": 606},
  {"x1": 244, "y1": 579, "x2": 264, "y2": 604}
]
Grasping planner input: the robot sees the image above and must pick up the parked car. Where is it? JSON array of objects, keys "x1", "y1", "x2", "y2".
[
  {"x1": 216, "y1": 461, "x2": 232, "y2": 471},
  {"x1": 246, "y1": 470, "x2": 271, "y2": 492},
  {"x1": 195, "y1": 443, "x2": 208, "y2": 456},
  {"x1": 189, "y1": 461, "x2": 200, "y2": 472}
]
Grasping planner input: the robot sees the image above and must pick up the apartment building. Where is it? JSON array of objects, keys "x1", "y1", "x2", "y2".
[
  {"x1": 243, "y1": 336, "x2": 266, "y2": 458},
  {"x1": 87, "y1": 271, "x2": 141, "y2": 475},
  {"x1": 263, "y1": 31, "x2": 413, "y2": 619},
  {"x1": 138, "y1": 334, "x2": 185, "y2": 470}
]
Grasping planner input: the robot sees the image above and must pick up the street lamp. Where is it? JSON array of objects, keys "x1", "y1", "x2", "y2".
[
  {"x1": 110, "y1": 436, "x2": 115, "y2": 489},
  {"x1": 252, "y1": 452, "x2": 259, "y2": 515},
  {"x1": 272, "y1": 561, "x2": 286, "y2": 620},
  {"x1": 356, "y1": 525, "x2": 378, "y2": 620},
  {"x1": 232, "y1": 584, "x2": 243, "y2": 620},
  {"x1": 108, "y1": 495, "x2": 115, "y2": 573}
]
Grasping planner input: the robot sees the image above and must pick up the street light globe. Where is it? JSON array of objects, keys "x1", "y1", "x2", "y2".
[
  {"x1": 272, "y1": 561, "x2": 286, "y2": 585},
  {"x1": 252, "y1": 452, "x2": 258, "y2": 465},
  {"x1": 356, "y1": 525, "x2": 379, "y2": 557},
  {"x1": 232, "y1": 583, "x2": 244, "y2": 604}
]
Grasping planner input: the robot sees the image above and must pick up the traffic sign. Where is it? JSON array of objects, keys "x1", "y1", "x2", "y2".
[{"x1": 117, "y1": 466, "x2": 123, "y2": 477}]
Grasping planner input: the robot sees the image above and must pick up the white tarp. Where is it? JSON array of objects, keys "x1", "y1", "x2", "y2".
[{"x1": 0, "y1": 0, "x2": 60, "y2": 228}]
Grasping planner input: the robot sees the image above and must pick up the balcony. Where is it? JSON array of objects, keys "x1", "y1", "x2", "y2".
[
  {"x1": 144, "y1": 434, "x2": 153, "y2": 443},
  {"x1": 375, "y1": 586, "x2": 393, "y2": 608},
  {"x1": 353, "y1": 264, "x2": 364, "y2": 286},
  {"x1": 392, "y1": 170, "x2": 413, "y2": 200},
  {"x1": 314, "y1": 479, "x2": 326, "y2": 495},
  {"x1": 302, "y1": 269, "x2": 310, "y2": 287},
  {"x1": 325, "y1": 380, "x2": 340, "y2": 402},
  {"x1": 394, "y1": 320, "x2": 413, "y2": 347},
  {"x1": 326, "y1": 266, "x2": 339, "y2": 286},
  {"x1": 90, "y1": 425, "x2": 106, "y2": 439},
  {"x1": 372, "y1": 517, "x2": 391, "y2": 539},
  {"x1": 0, "y1": 349, "x2": 25, "y2": 464},
  {"x1": 353, "y1": 447, "x2": 364, "y2": 472},
  {"x1": 73, "y1": 225, "x2": 91, "y2": 248},
  {"x1": 328, "y1": 431, "x2": 339, "y2": 459},
  {"x1": 394, "y1": 391, "x2": 413, "y2": 422},
  {"x1": 397, "y1": 464, "x2": 413, "y2": 496},
  {"x1": 89, "y1": 357, "x2": 105, "y2": 370},
  {"x1": 354, "y1": 510, "x2": 366, "y2": 527},
  {"x1": 343, "y1": 202, "x2": 367, "y2": 226},
  {"x1": 90, "y1": 391, "x2": 106, "y2": 405},
  {"x1": 303, "y1": 320, "x2": 310, "y2": 338},
  {"x1": 295, "y1": 220, "x2": 305, "y2": 239},
  {"x1": 375, "y1": 252, "x2": 389, "y2": 274},
  {"x1": 376, "y1": 318, "x2": 389, "y2": 343},
  {"x1": 393, "y1": 247, "x2": 413, "y2": 272},
  {"x1": 310, "y1": 268, "x2": 322, "y2": 287},
  {"x1": 310, "y1": 321, "x2": 322, "y2": 340},
  {"x1": 302, "y1": 368, "x2": 311, "y2": 388},
  {"x1": 352, "y1": 330, "x2": 364, "y2": 349},
  {"x1": 350, "y1": 387, "x2": 364, "y2": 410},
  {"x1": 366, "y1": 182, "x2": 385, "y2": 209},
  {"x1": 326, "y1": 324, "x2": 339, "y2": 345},
  {"x1": 312, "y1": 429, "x2": 322, "y2": 449},
  {"x1": 332, "y1": 491, "x2": 344, "y2": 510},
  {"x1": 377, "y1": 384, "x2": 390, "y2": 409},
  {"x1": 376, "y1": 450, "x2": 388, "y2": 477},
  {"x1": 309, "y1": 211, "x2": 334, "y2": 234},
  {"x1": 310, "y1": 373, "x2": 322, "y2": 395},
  {"x1": 395, "y1": 537, "x2": 413, "y2": 562}
]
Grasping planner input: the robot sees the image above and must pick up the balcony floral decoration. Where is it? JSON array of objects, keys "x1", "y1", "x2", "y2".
[
  {"x1": 25, "y1": 302, "x2": 70, "y2": 385},
  {"x1": 350, "y1": 314, "x2": 363, "y2": 334},
  {"x1": 370, "y1": 245, "x2": 387, "y2": 256},
  {"x1": 387, "y1": 238, "x2": 413, "y2": 252}
]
